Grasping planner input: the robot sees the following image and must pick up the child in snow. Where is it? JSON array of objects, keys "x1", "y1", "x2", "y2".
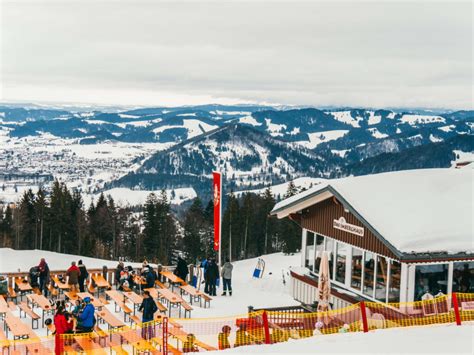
[
  {"x1": 338, "y1": 323, "x2": 350, "y2": 333},
  {"x1": 218, "y1": 325, "x2": 231, "y2": 350},
  {"x1": 313, "y1": 321, "x2": 324, "y2": 335},
  {"x1": 182, "y1": 333, "x2": 198, "y2": 352}
]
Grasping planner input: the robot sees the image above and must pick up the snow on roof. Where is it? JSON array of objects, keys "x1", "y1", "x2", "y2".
[{"x1": 272, "y1": 168, "x2": 473, "y2": 255}]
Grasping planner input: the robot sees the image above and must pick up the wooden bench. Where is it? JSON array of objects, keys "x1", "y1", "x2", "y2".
[
  {"x1": 180, "y1": 301, "x2": 193, "y2": 318},
  {"x1": 75, "y1": 336, "x2": 108, "y2": 355},
  {"x1": 18, "y1": 302, "x2": 40, "y2": 329},
  {"x1": 7, "y1": 287, "x2": 17, "y2": 302},
  {"x1": 0, "y1": 327, "x2": 10, "y2": 353}
]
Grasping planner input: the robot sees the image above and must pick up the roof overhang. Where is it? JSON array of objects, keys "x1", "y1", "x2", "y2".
[{"x1": 271, "y1": 187, "x2": 333, "y2": 219}]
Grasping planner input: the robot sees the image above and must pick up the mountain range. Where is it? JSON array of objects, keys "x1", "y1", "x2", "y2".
[{"x1": 1, "y1": 104, "x2": 472, "y2": 200}]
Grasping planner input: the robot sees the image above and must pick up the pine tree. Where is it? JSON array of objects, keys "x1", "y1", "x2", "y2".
[
  {"x1": 18, "y1": 189, "x2": 36, "y2": 249},
  {"x1": 182, "y1": 198, "x2": 206, "y2": 262}
]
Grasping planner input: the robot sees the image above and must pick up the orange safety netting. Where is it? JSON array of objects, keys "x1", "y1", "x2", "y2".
[{"x1": 1, "y1": 293, "x2": 472, "y2": 354}]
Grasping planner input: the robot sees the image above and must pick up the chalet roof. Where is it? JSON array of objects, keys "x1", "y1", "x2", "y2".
[{"x1": 272, "y1": 168, "x2": 473, "y2": 255}]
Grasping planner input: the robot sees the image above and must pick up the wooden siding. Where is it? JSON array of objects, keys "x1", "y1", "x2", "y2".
[{"x1": 300, "y1": 197, "x2": 399, "y2": 260}]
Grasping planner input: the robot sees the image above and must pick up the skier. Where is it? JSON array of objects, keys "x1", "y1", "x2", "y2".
[
  {"x1": 38, "y1": 258, "x2": 50, "y2": 296},
  {"x1": 78, "y1": 260, "x2": 89, "y2": 293},
  {"x1": 221, "y1": 258, "x2": 233, "y2": 296},
  {"x1": 139, "y1": 290, "x2": 158, "y2": 339},
  {"x1": 174, "y1": 254, "x2": 189, "y2": 282},
  {"x1": 206, "y1": 258, "x2": 219, "y2": 296},
  {"x1": 66, "y1": 261, "x2": 81, "y2": 293}
]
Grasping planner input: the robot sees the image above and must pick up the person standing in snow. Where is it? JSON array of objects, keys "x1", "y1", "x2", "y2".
[
  {"x1": 66, "y1": 261, "x2": 81, "y2": 293},
  {"x1": 206, "y1": 258, "x2": 219, "y2": 296},
  {"x1": 78, "y1": 260, "x2": 88, "y2": 293},
  {"x1": 200, "y1": 257, "x2": 209, "y2": 293},
  {"x1": 115, "y1": 261, "x2": 124, "y2": 289},
  {"x1": 221, "y1": 258, "x2": 233, "y2": 296},
  {"x1": 174, "y1": 254, "x2": 189, "y2": 282},
  {"x1": 38, "y1": 258, "x2": 50, "y2": 296},
  {"x1": 139, "y1": 290, "x2": 158, "y2": 339}
]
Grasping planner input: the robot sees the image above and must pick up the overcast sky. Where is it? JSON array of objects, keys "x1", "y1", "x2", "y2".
[{"x1": 1, "y1": 0, "x2": 472, "y2": 109}]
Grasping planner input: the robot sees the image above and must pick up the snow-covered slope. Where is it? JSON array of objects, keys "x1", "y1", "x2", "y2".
[{"x1": 211, "y1": 323, "x2": 474, "y2": 354}]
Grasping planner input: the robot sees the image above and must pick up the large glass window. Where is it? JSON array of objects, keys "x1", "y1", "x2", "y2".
[
  {"x1": 313, "y1": 235, "x2": 325, "y2": 274},
  {"x1": 375, "y1": 256, "x2": 388, "y2": 302},
  {"x1": 388, "y1": 260, "x2": 401, "y2": 302},
  {"x1": 414, "y1": 264, "x2": 449, "y2": 301},
  {"x1": 351, "y1": 248, "x2": 363, "y2": 290},
  {"x1": 363, "y1": 252, "x2": 375, "y2": 297},
  {"x1": 325, "y1": 238, "x2": 335, "y2": 280},
  {"x1": 335, "y1": 242, "x2": 348, "y2": 284},
  {"x1": 452, "y1": 262, "x2": 474, "y2": 293},
  {"x1": 305, "y1": 232, "x2": 315, "y2": 269}
]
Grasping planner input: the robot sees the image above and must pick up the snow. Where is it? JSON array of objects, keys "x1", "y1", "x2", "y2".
[
  {"x1": 152, "y1": 119, "x2": 218, "y2": 139},
  {"x1": 83, "y1": 187, "x2": 197, "y2": 207},
  {"x1": 239, "y1": 115, "x2": 262, "y2": 126},
  {"x1": 331, "y1": 149, "x2": 350, "y2": 158},
  {"x1": 118, "y1": 114, "x2": 140, "y2": 119},
  {"x1": 0, "y1": 250, "x2": 300, "y2": 318},
  {"x1": 115, "y1": 120, "x2": 154, "y2": 128},
  {"x1": 296, "y1": 130, "x2": 349, "y2": 149},
  {"x1": 368, "y1": 128, "x2": 389, "y2": 139},
  {"x1": 367, "y1": 111, "x2": 382, "y2": 125},
  {"x1": 400, "y1": 114, "x2": 445, "y2": 125},
  {"x1": 429, "y1": 134, "x2": 443, "y2": 143},
  {"x1": 176, "y1": 113, "x2": 197, "y2": 117},
  {"x1": 439, "y1": 125, "x2": 456, "y2": 132},
  {"x1": 265, "y1": 119, "x2": 286, "y2": 136},
  {"x1": 273, "y1": 168, "x2": 473, "y2": 255},
  {"x1": 210, "y1": 323, "x2": 474, "y2": 354},
  {"x1": 330, "y1": 111, "x2": 362, "y2": 128},
  {"x1": 235, "y1": 177, "x2": 327, "y2": 198}
]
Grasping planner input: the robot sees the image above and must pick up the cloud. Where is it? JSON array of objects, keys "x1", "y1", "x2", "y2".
[{"x1": 1, "y1": 0, "x2": 472, "y2": 109}]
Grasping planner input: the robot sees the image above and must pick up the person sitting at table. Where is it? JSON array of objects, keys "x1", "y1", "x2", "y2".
[
  {"x1": 183, "y1": 333, "x2": 199, "y2": 352},
  {"x1": 76, "y1": 297, "x2": 95, "y2": 333}
]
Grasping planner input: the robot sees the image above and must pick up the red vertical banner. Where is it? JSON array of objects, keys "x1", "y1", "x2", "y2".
[{"x1": 212, "y1": 172, "x2": 222, "y2": 253}]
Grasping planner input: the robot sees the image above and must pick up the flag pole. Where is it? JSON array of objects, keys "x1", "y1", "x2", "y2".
[{"x1": 218, "y1": 173, "x2": 222, "y2": 267}]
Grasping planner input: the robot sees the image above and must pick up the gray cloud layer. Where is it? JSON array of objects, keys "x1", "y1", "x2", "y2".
[{"x1": 1, "y1": 0, "x2": 472, "y2": 108}]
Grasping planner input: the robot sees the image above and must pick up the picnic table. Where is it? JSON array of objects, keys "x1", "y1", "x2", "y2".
[
  {"x1": 26, "y1": 293, "x2": 53, "y2": 323},
  {"x1": 15, "y1": 278, "x2": 32, "y2": 300},
  {"x1": 96, "y1": 307, "x2": 126, "y2": 331},
  {"x1": 157, "y1": 288, "x2": 186, "y2": 317},
  {"x1": 160, "y1": 271, "x2": 184, "y2": 290},
  {"x1": 123, "y1": 291, "x2": 143, "y2": 315},
  {"x1": 179, "y1": 284, "x2": 212, "y2": 308},
  {"x1": 91, "y1": 275, "x2": 111, "y2": 296},
  {"x1": 143, "y1": 289, "x2": 168, "y2": 314},
  {"x1": 51, "y1": 275, "x2": 70, "y2": 294},
  {"x1": 0, "y1": 298, "x2": 10, "y2": 321},
  {"x1": 5, "y1": 315, "x2": 31, "y2": 340},
  {"x1": 76, "y1": 292, "x2": 104, "y2": 308},
  {"x1": 74, "y1": 335, "x2": 108, "y2": 355}
]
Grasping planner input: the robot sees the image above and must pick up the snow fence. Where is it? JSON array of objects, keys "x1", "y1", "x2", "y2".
[{"x1": 1, "y1": 292, "x2": 473, "y2": 354}]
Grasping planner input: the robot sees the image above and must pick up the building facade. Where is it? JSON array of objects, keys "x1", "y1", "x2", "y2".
[{"x1": 272, "y1": 168, "x2": 473, "y2": 308}]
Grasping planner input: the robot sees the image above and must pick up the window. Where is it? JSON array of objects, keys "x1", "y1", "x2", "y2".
[
  {"x1": 388, "y1": 260, "x2": 401, "y2": 302},
  {"x1": 453, "y1": 262, "x2": 474, "y2": 293},
  {"x1": 325, "y1": 238, "x2": 335, "y2": 280},
  {"x1": 351, "y1": 248, "x2": 363, "y2": 290},
  {"x1": 305, "y1": 232, "x2": 315, "y2": 269},
  {"x1": 335, "y1": 242, "x2": 348, "y2": 284},
  {"x1": 375, "y1": 256, "x2": 388, "y2": 302},
  {"x1": 363, "y1": 252, "x2": 375, "y2": 297},
  {"x1": 313, "y1": 235, "x2": 325, "y2": 274},
  {"x1": 414, "y1": 264, "x2": 449, "y2": 301}
]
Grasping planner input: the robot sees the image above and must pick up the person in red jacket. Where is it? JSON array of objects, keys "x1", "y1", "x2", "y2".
[{"x1": 54, "y1": 305, "x2": 72, "y2": 355}]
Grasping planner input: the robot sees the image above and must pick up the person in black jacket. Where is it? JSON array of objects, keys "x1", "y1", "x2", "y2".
[
  {"x1": 206, "y1": 258, "x2": 219, "y2": 296},
  {"x1": 78, "y1": 260, "x2": 89, "y2": 292},
  {"x1": 115, "y1": 262, "x2": 124, "y2": 289},
  {"x1": 174, "y1": 254, "x2": 189, "y2": 282},
  {"x1": 38, "y1": 258, "x2": 50, "y2": 296},
  {"x1": 145, "y1": 267, "x2": 156, "y2": 289},
  {"x1": 139, "y1": 291, "x2": 158, "y2": 339}
]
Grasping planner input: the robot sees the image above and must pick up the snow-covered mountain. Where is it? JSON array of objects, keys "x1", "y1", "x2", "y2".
[{"x1": 0, "y1": 104, "x2": 472, "y2": 204}]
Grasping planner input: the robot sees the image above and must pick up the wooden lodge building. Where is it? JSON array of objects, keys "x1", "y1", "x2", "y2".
[{"x1": 271, "y1": 167, "x2": 473, "y2": 309}]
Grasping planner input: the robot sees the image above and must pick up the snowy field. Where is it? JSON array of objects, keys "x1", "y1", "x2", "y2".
[
  {"x1": 0, "y1": 249, "x2": 300, "y2": 317},
  {"x1": 211, "y1": 323, "x2": 474, "y2": 354}
]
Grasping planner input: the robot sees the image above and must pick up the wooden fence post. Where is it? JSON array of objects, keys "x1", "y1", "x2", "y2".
[
  {"x1": 163, "y1": 316, "x2": 168, "y2": 353},
  {"x1": 360, "y1": 301, "x2": 369, "y2": 333},
  {"x1": 262, "y1": 311, "x2": 271, "y2": 344},
  {"x1": 452, "y1": 293, "x2": 462, "y2": 326}
]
